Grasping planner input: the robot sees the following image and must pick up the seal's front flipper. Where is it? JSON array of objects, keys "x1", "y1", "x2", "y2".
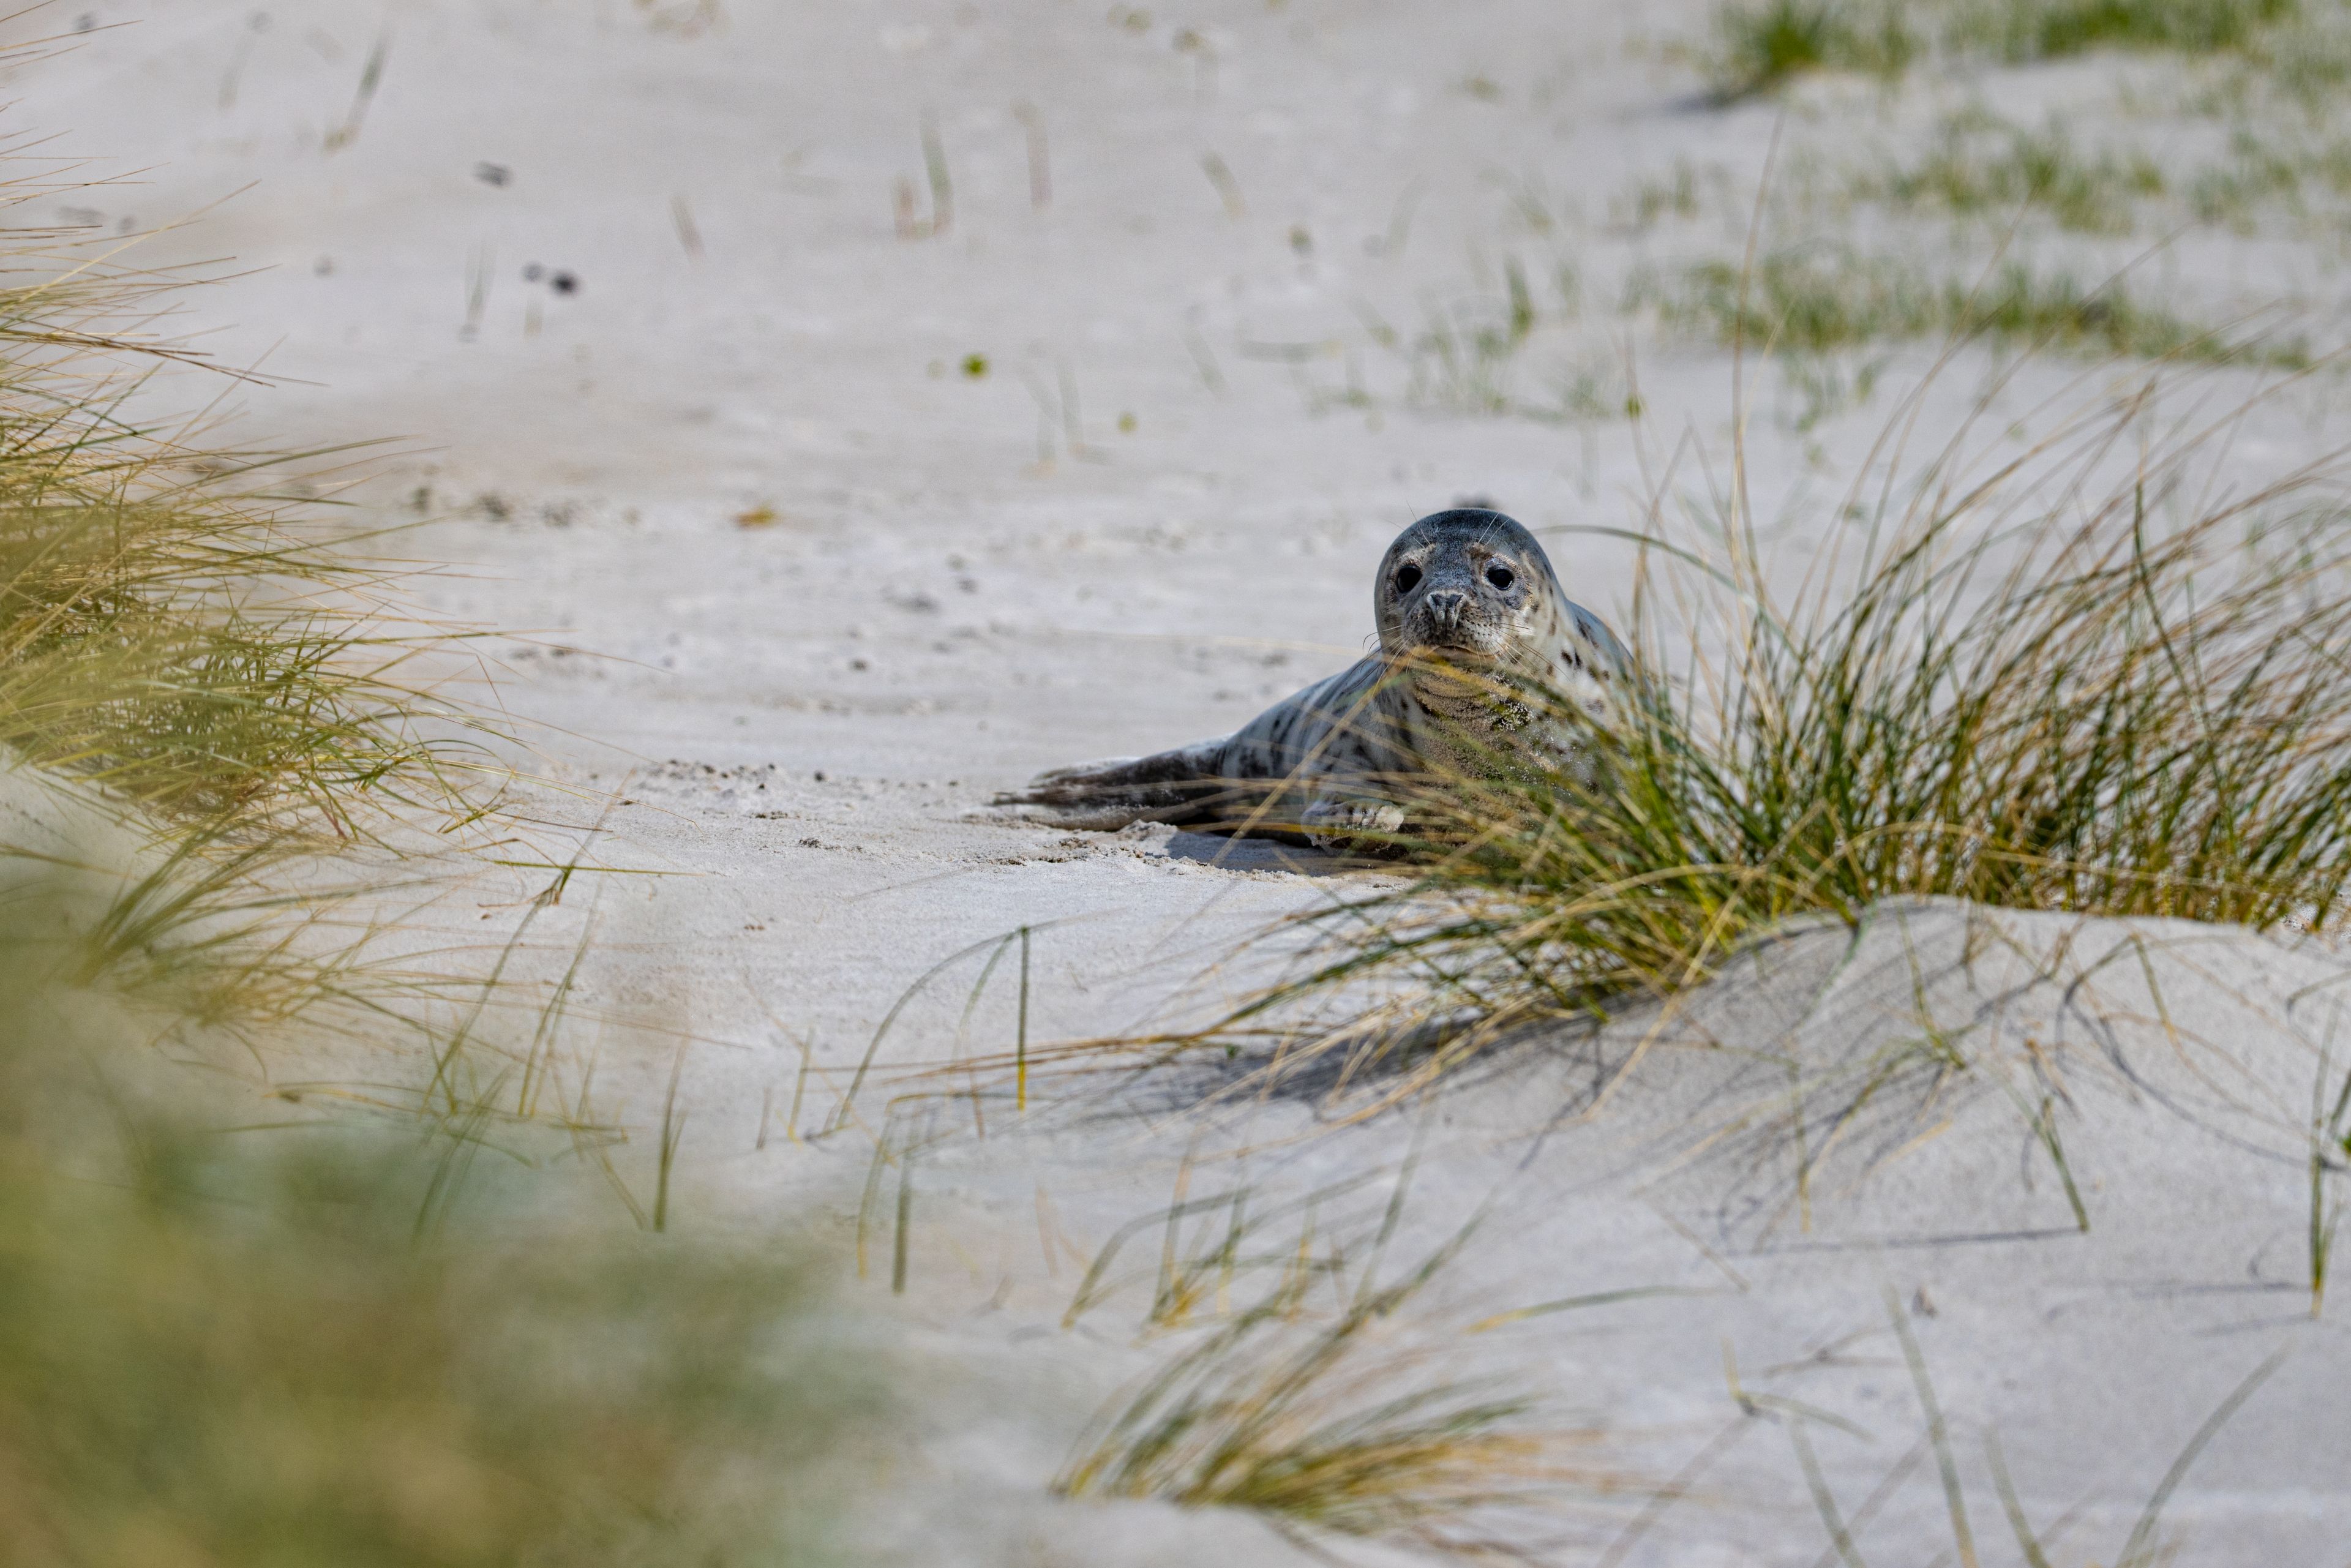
[
  {"x1": 989, "y1": 738, "x2": 1240, "y2": 830},
  {"x1": 1300, "y1": 793, "x2": 1409, "y2": 854}
]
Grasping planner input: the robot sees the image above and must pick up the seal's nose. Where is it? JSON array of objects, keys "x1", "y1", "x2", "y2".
[{"x1": 1423, "y1": 590, "x2": 1468, "y2": 632}]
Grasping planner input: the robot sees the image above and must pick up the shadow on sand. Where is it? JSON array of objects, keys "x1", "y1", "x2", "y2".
[{"x1": 1161, "y1": 830, "x2": 1353, "y2": 876}]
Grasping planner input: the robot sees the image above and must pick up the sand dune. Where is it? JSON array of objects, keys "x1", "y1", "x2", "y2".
[{"x1": 18, "y1": 2, "x2": 2351, "y2": 1561}]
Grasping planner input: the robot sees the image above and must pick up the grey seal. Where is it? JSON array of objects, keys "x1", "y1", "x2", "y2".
[{"x1": 996, "y1": 508, "x2": 1631, "y2": 850}]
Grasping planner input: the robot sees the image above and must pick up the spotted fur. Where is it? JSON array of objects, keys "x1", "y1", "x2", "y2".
[{"x1": 996, "y1": 509, "x2": 1630, "y2": 850}]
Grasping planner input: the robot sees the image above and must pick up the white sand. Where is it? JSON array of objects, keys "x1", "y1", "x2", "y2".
[{"x1": 18, "y1": 3, "x2": 2351, "y2": 1562}]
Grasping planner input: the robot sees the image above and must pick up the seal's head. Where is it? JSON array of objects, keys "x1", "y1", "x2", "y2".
[{"x1": 1374, "y1": 509, "x2": 1565, "y2": 673}]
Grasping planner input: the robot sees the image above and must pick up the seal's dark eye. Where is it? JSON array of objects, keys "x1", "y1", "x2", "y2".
[
  {"x1": 1392, "y1": 563, "x2": 1422, "y2": 595},
  {"x1": 1485, "y1": 563, "x2": 1515, "y2": 590}
]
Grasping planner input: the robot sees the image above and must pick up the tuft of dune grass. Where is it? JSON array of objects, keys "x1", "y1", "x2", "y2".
[
  {"x1": 1197, "y1": 360, "x2": 2351, "y2": 1087},
  {"x1": 0, "y1": 160, "x2": 873, "y2": 1554},
  {"x1": 0, "y1": 149, "x2": 553, "y2": 1119},
  {"x1": 0, "y1": 858, "x2": 873, "y2": 1568},
  {"x1": 1705, "y1": 0, "x2": 1919, "y2": 101},
  {"x1": 0, "y1": 146, "x2": 873, "y2": 1568},
  {"x1": 1639, "y1": 248, "x2": 2309, "y2": 367},
  {"x1": 0, "y1": 407, "x2": 497, "y2": 842},
  {"x1": 0, "y1": 159, "x2": 534, "y2": 1106},
  {"x1": 1946, "y1": 0, "x2": 2300, "y2": 62},
  {"x1": 1849, "y1": 115, "x2": 2167, "y2": 234},
  {"x1": 0, "y1": 193, "x2": 499, "y2": 845},
  {"x1": 1704, "y1": 0, "x2": 2301, "y2": 97},
  {"x1": 1056, "y1": 1230, "x2": 1628, "y2": 1547},
  {"x1": 0, "y1": 1152, "x2": 867, "y2": 1568}
]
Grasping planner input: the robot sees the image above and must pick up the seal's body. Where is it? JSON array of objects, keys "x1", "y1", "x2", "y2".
[{"x1": 998, "y1": 509, "x2": 1630, "y2": 850}]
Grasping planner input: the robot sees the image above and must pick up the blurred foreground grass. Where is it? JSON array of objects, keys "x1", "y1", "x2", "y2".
[
  {"x1": 0, "y1": 861, "x2": 872, "y2": 1567},
  {"x1": 0, "y1": 151, "x2": 875, "y2": 1564}
]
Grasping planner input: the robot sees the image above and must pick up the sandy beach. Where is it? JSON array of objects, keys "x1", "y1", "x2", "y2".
[{"x1": 16, "y1": 2, "x2": 2351, "y2": 1562}]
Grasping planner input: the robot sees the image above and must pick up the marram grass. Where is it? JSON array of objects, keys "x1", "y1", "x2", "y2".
[
  {"x1": 1056, "y1": 1228, "x2": 1626, "y2": 1547},
  {"x1": 0, "y1": 171, "x2": 871, "y2": 1565},
  {"x1": 0, "y1": 425, "x2": 495, "y2": 841},
  {"x1": 0, "y1": 862, "x2": 872, "y2": 1568},
  {"x1": 1703, "y1": 0, "x2": 2301, "y2": 97},
  {"x1": 0, "y1": 211, "x2": 497, "y2": 844},
  {"x1": 1640, "y1": 248, "x2": 2308, "y2": 369},
  {"x1": 1704, "y1": 0, "x2": 1920, "y2": 101},
  {"x1": 0, "y1": 179, "x2": 533, "y2": 1104},
  {"x1": 0, "y1": 162, "x2": 534, "y2": 1094},
  {"x1": 1213, "y1": 367, "x2": 2351, "y2": 1060},
  {"x1": 1848, "y1": 114, "x2": 2168, "y2": 235}
]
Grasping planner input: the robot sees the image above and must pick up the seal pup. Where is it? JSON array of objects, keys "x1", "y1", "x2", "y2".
[{"x1": 996, "y1": 508, "x2": 1631, "y2": 850}]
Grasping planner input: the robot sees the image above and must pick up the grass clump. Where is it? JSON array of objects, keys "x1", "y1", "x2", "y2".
[
  {"x1": 0, "y1": 869, "x2": 872, "y2": 1567},
  {"x1": 1704, "y1": 0, "x2": 1919, "y2": 100},
  {"x1": 1854, "y1": 117, "x2": 2166, "y2": 233},
  {"x1": 0, "y1": 204, "x2": 495, "y2": 843},
  {"x1": 0, "y1": 162, "x2": 527, "y2": 1091},
  {"x1": 1610, "y1": 157, "x2": 1711, "y2": 231},
  {"x1": 1704, "y1": 0, "x2": 2299, "y2": 94},
  {"x1": 1401, "y1": 258, "x2": 1543, "y2": 417},
  {"x1": 1231, "y1": 372, "x2": 2351, "y2": 1044},
  {"x1": 0, "y1": 1149, "x2": 866, "y2": 1568},
  {"x1": 1057, "y1": 1234, "x2": 1622, "y2": 1548},
  {"x1": 0, "y1": 170, "x2": 524, "y2": 1081},
  {"x1": 0, "y1": 120, "x2": 881, "y2": 1568},
  {"x1": 2180, "y1": 126, "x2": 2351, "y2": 232},
  {"x1": 0, "y1": 407, "x2": 492, "y2": 842},
  {"x1": 2211, "y1": 4, "x2": 2351, "y2": 108},
  {"x1": 1643, "y1": 248, "x2": 2307, "y2": 367},
  {"x1": 1947, "y1": 0, "x2": 2300, "y2": 61}
]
